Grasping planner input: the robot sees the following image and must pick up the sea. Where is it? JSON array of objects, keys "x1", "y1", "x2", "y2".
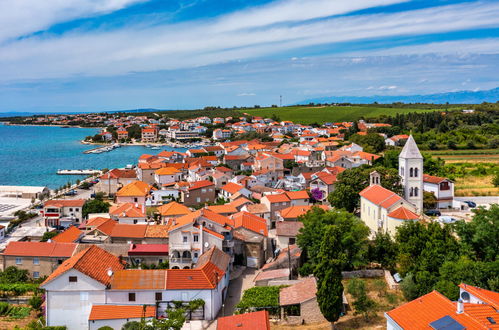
[{"x1": 0, "y1": 124, "x2": 185, "y2": 189}]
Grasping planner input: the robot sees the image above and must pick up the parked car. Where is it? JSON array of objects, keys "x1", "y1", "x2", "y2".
[
  {"x1": 64, "y1": 190, "x2": 77, "y2": 196},
  {"x1": 425, "y1": 209, "x2": 441, "y2": 217},
  {"x1": 463, "y1": 200, "x2": 477, "y2": 208},
  {"x1": 438, "y1": 216, "x2": 457, "y2": 224}
]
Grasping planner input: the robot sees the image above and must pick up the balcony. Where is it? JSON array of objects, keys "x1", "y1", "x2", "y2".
[
  {"x1": 169, "y1": 257, "x2": 192, "y2": 264},
  {"x1": 170, "y1": 243, "x2": 191, "y2": 250}
]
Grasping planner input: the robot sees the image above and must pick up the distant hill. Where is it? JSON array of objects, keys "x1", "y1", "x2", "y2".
[
  {"x1": 0, "y1": 108, "x2": 167, "y2": 118},
  {"x1": 298, "y1": 87, "x2": 499, "y2": 105}
]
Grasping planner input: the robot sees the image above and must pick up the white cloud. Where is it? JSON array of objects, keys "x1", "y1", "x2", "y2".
[
  {"x1": 378, "y1": 85, "x2": 398, "y2": 90},
  {"x1": 0, "y1": 0, "x2": 498, "y2": 81},
  {"x1": 0, "y1": 0, "x2": 146, "y2": 43},
  {"x1": 237, "y1": 92, "x2": 256, "y2": 96}
]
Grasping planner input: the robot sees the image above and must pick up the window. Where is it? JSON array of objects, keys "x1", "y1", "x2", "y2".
[
  {"x1": 414, "y1": 187, "x2": 419, "y2": 197},
  {"x1": 75, "y1": 208, "x2": 79, "y2": 212},
  {"x1": 33, "y1": 258, "x2": 39, "y2": 265},
  {"x1": 134, "y1": 198, "x2": 138, "y2": 203},
  {"x1": 69, "y1": 208, "x2": 73, "y2": 212},
  {"x1": 414, "y1": 168, "x2": 419, "y2": 177},
  {"x1": 15, "y1": 257, "x2": 22, "y2": 265},
  {"x1": 128, "y1": 293, "x2": 136, "y2": 301},
  {"x1": 401, "y1": 167, "x2": 404, "y2": 175},
  {"x1": 410, "y1": 187, "x2": 414, "y2": 197},
  {"x1": 201, "y1": 189, "x2": 206, "y2": 193},
  {"x1": 183, "y1": 236, "x2": 188, "y2": 243},
  {"x1": 33, "y1": 272, "x2": 40, "y2": 279},
  {"x1": 133, "y1": 220, "x2": 138, "y2": 224},
  {"x1": 409, "y1": 168, "x2": 413, "y2": 177},
  {"x1": 69, "y1": 276, "x2": 78, "y2": 283},
  {"x1": 155, "y1": 292, "x2": 162, "y2": 301},
  {"x1": 440, "y1": 182, "x2": 450, "y2": 191},
  {"x1": 196, "y1": 197, "x2": 201, "y2": 203},
  {"x1": 58, "y1": 259, "x2": 63, "y2": 264},
  {"x1": 194, "y1": 252, "x2": 198, "y2": 258},
  {"x1": 289, "y1": 237, "x2": 296, "y2": 244},
  {"x1": 193, "y1": 235, "x2": 199, "y2": 242}
]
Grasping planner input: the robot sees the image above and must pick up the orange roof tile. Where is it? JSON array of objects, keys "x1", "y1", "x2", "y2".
[
  {"x1": 144, "y1": 224, "x2": 170, "y2": 238},
  {"x1": 44, "y1": 199, "x2": 85, "y2": 208},
  {"x1": 280, "y1": 277, "x2": 318, "y2": 305},
  {"x1": 386, "y1": 290, "x2": 496, "y2": 329},
  {"x1": 221, "y1": 182, "x2": 244, "y2": 194},
  {"x1": 387, "y1": 206, "x2": 419, "y2": 220},
  {"x1": 3, "y1": 241, "x2": 77, "y2": 257},
  {"x1": 207, "y1": 204, "x2": 238, "y2": 215},
  {"x1": 42, "y1": 245, "x2": 125, "y2": 287},
  {"x1": 111, "y1": 269, "x2": 167, "y2": 290},
  {"x1": 116, "y1": 181, "x2": 152, "y2": 197},
  {"x1": 284, "y1": 190, "x2": 309, "y2": 200},
  {"x1": 109, "y1": 203, "x2": 146, "y2": 218},
  {"x1": 157, "y1": 201, "x2": 191, "y2": 217},
  {"x1": 217, "y1": 311, "x2": 270, "y2": 330},
  {"x1": 264, "y1": 193, "x2": 290, "y2": 203},
  {"x1": 232, "y1": 211, "x2": 268, "y2": 236},
  {"x1": 51, "y1": 226, "x2": 83, "y2": 243},
  {"x1": 279, "y1": 205, "x2": 329, "y2": 219},
  {"x1": 110, "y1": 224, "x2": 147, "y2": 238},
  {"x1": 155, "y1": 167, "x2": 181, "y2": 175},
  {"x1": 359, "y1": 184, "x2": 402, "y2": 208},
  {"x1": 89, "y1": 305, "x2": 156, "y2": 321},
  {"x1": 423, "y1": 174, "x2": 450, "y2": 184},
  {"x1": 188, "y1": 180, "x2": 214, "y2": 191},
  {"x1": 100, "y1": 169, "x2": 136, "y2": 179}
]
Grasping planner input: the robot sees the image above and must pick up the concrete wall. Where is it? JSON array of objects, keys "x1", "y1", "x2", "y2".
[{"x1": 89, "y1": 317, "x2": 153, "y2": 330}]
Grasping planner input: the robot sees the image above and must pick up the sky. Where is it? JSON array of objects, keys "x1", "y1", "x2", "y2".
[{"x1": 0, "y1": 0, "x2": 498, "y2": 112}]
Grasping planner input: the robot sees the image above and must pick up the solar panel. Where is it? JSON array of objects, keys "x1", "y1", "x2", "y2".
[
  {"x1": 487, "y1": 317, "x2": 496, "y2": 325},
  {"x1": 429, "y1": 315, "x2": 465, "y2": 330}
]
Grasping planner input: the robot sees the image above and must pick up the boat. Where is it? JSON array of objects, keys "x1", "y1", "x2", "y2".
[
  {"x1": 151, "y1": 146, "x2": 160, "y2": 150},
  {"x1": 145, "y1": 144, "x2": 152, "y2": 148}
]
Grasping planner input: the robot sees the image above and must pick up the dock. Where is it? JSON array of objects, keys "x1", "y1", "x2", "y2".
[
  {"x1": 57, "y1": 169, "x2": 102, "y2": 175},
  {"x1": 83, "y1": 143, "x2": 120, "y2": 154}
]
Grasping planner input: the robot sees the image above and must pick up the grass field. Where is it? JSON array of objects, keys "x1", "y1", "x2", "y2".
[
  {"x1": 238, "y1": 105, "x2": 459, "y2": 124},
  {"x1": 454, "y1": 175, "x2": 499, "y2": 197},
  {"x1": 425, "y1": 149, "x2": 499, "y2": 164}
]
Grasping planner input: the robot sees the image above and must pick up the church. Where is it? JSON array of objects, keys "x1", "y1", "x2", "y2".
[{"x1": 359, "y1": 135, "x2": 422, "y2": 236}]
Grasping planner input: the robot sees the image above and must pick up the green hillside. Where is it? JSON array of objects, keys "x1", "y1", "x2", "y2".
[{"x1": 236, "y1": 105, "x2": 462, "y2": 124}]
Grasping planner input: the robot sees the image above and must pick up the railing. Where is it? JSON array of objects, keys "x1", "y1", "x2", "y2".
[
  {"x1": 170, "y1": 243, "x2": 191, "y2": 250},
  {"x1": 169, "y1": 257, "x2": 192, "y2": 264}
]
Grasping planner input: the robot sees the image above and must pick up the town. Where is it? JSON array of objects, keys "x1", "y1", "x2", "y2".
[{"x1": 0, "y1": 106, "x2": 497, "y2": 330}]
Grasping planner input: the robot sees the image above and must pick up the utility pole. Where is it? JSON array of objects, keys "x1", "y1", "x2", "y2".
[{"x1": 280, "y1": 95, "x2": 282, "y2": 108}]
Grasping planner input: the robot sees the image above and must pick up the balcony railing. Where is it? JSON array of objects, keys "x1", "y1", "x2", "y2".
[
  {"x1": 170, "y1": 243, "x2": 191, "y2": 250},
  {"x1": 169, "y1": 257, "x2": 192, "y2": 264}
]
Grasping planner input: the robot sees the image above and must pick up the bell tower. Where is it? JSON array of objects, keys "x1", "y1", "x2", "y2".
[{"x1": 399, "y1": 135, "x2": 423, "y2": 213}]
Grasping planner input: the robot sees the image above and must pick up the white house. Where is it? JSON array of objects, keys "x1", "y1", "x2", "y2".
[
  {"x1": 154, "y1": 167, "x2": 182, "y2": 186},
  {"x1": 109, "y1": 203, "x2": 148, "y2": 224},
  {"x1": 41, "y1": 245, "x2": 230, "y2": 330},
  {"x1": 423, "y1": 174, "x2": 454, "y2": 209}
]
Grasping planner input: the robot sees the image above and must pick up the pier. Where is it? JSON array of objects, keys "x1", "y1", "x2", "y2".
[
  {"x1": 83, "y1": 143, "x2": 120, "y2": 154},
  {"x1": 56, "y1": 169, "x2": 102, "y2": 175}
]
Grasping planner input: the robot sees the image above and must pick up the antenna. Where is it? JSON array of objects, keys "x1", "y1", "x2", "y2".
[{"x1": 279, "y1": 95, "x2": 282, "y2": 107}]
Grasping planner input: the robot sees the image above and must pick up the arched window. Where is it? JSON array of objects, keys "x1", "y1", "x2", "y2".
[
  {"x1": 401, "y1": 167, "x2": 404, "y2": 176},
  {"x1": 409, "y1": 168, "x2": 414, "y2": 177},
  {"x1": 414, "y1": 168, "x2": 419, "y2": 177},
  {"x1": 409, "y1": 187, "x2": 414, "y2": 197},
  {"x1": 414, "y1": 187, "x2": 419, "y2": 197}
]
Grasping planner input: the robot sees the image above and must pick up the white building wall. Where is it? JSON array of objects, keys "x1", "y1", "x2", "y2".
[{"x1": 89, "y1": 317, "x2": 153, "y2": 330}]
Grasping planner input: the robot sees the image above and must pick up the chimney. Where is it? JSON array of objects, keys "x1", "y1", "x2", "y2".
[
  {"x1": 135, "y1": 202, "x2": 138, "y2": 208},
  {"x1": 457, "y1": 299, "x2": 464, "y2": 314}
]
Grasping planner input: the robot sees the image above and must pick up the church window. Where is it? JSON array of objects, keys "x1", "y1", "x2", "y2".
[
  {"x1": 401, "y1": 167, "x2": 404, "y2": 175},
  {"x1": 409, "y1": 168, "x2": 413, "y2": 177},
  {"x1": 414, "y1": 187, "x2": 419, "y2": 197},
  {"x1": 414, "y1": 168, "x2": 419, "y2": 177},
  {"x1": 409, "y1": 187, "x2": 414, "y2": 197}
]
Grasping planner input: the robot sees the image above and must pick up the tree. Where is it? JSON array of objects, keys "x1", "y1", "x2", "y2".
[
  {"x1": 315, "y1": 225, "x2": 344, "y2": 327},
  {"x1": 367, "y1": 232, "x2": 398, "y2": 270},
  {"x1": 41, "y1": 231, "x2": 58, "y2": 242},
  {"x1": 492, "y1": 173, "x2": 499, "y2": 187},
  {"x1": 453, "y1": 205, "x2": 499, "y2": 262},
  {"x1": 328, "y1": 166, "x2": 402, "y2": 212},
  {"x1": 0, "y1": 266, "x2": 29, "y2": 283},
  {"x1": 82, "y1": 199, "x2": 110, "y2": 217},
  {"x1": 297, "y1": 208, "x2": 369, "y2": 275},
  {"x1": 423, "y1": 191, "x2": 437, "y2": 210},
  {"x1": 349, "y1": 279, "x2": 376, "y2": 321},
  {"x1": 350, "y1": 133, "x2": 386, "y2": 153},
  {"x1": 127, "y1": 124, "x2": 142, "y2": 140}
]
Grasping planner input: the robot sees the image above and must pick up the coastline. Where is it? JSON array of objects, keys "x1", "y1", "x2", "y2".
[
  {"x1": 1, "y1": 122, "x2": 102, "y2": 129},
  {"x1": 80, "y1": 140, "x2": 204, "y2": 148}
]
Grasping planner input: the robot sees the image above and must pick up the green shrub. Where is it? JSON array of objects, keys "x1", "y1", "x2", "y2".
[
  {"x1": 235, "y1": 286, "x2": 284, "y2": 316},
  {"x1": 29, "y1": 295, "x2": 43, "y2": 310}
]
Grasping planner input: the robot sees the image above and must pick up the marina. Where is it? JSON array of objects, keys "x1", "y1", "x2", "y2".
[
  {"x1": 56, "y1": 169, "x2": 102, "y2": 175},
  {"x1": 83, "y1": 143, "x2": 121, "y2": 154}
]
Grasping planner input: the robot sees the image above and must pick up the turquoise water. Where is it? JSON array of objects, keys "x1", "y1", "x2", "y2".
[{"x1": 0, "y1": 124, "x2": 185, "y2": 189}]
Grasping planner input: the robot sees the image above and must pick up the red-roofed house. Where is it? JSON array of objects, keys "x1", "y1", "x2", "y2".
[
  {"x1": 89, "y1": 305, "x2": 156, "y2": 330},
  {"x1": 217, "y1": 311, "x2": 270, "y2": 330},
  {"x1": 423, "y1": 174, "x2": 454, "y2": 208},
  {"x1": 2, "y1": 241, "x2": 77, "y2": 279},
  {"x1": 261, "y1": 193, "x2": 292, "y2": 228},
  {"x1": 96, "y1": 169, "x2": 137, "y2": 195},
  {"x1": 385, "y1": 284, "x2": 499, "y2": 330},
  {"x1": 43, "y1": 199, "x2": 85, "y2": 227}
]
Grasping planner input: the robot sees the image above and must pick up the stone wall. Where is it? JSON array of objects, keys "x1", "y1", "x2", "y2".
[{"x1": 341, "y1": 269, "x2": 384, "y2": 279}]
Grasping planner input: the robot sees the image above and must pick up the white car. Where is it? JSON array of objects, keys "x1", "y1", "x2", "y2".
[{"x1": 438, "y1": 216, "x2": 457, "y2": 224}]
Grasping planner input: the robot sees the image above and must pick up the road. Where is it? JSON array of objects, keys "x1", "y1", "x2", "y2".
[{"x1": 454, "y1": 196, "x2": 499, "y2": 206}]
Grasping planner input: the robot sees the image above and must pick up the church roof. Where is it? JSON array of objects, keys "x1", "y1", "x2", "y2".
[{"x1": 399, "y1": 135, "x2": 422, "y2": 159}]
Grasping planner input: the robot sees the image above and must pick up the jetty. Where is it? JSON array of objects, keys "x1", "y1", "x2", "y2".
[
  {"x1": 83, "y1": 143, "x2": 120, "y2": 154},
  {"x1": 57, "y1": 169, "x2": 102, "y2": 175}
]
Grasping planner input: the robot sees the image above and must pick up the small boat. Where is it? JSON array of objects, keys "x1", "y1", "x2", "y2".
[
  {"x1": 151, "y1": 146, "x2": 160, "y2": 150},
  {"x1": 145, "y1": 144, "x2": 152, "y2": 148}
]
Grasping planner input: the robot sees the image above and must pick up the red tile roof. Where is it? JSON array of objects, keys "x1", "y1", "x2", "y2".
[
  {"x1": 387, "y1": 206, "x2": 419, "y2": 220},
  {"x1": 359, "y1": 184, "x2": 402, "y2": 208},
  {"x1": 109, "y1": 202, "x2": 146, "y2": 218},
  {"x1": 217, "y1": 311, "x2": 270, "y2": 330},
  {"x1": 284, "y1": 190, "x2": 309, "y2": 200},
  {"x1": 157, "y1": 201, "x2": 191, "y2": 217},
  {"x1": 89, "y1": 305, "x2": 156, "y2": 321},
  {"x1": 42, "y1": 245, "x2": 125, "y2": 287},
  {"x1": 100, "y1": 169, "x2": 137, "y2": 179},
  {"x1": 423, "y1": 174, "x2": 450, "y2": 184},
  {"x1": 110, "y1": 224, "x2": 147, "y2": 238},
  {"x1": 232, "y1": 211, "x2": 268, "y2": 236},
  {"x1": 254, "y1": 268, "x2": 290, "y2": 282},
  {"x1": 3, "y1": 241, "x2": 77, "y2": 257},
  {"x1": 189, "y1": 180, "x2": 214, "y2": 191},
  {"x1": 279, "y1": 205, "x2": 329, "y2": 219},
  {"x1": 264, "y1": 193, "x2": 290, "y2": 203},
  {"x1": 51, "y1": 226, "x2": 83, "y2": 243},
  {"x1": 276, "y1": 221, "x2": 304, "y2": 237},
  {"x1": 44, "y1": 199, "x2": 85, "y2": 208},
  {"x1": 221, "y1": 182, "x2": 244, "y2": 194},
  {"x1": 111, "y1": 269, "x2": 167, "y2": 290},
  {"x1": 280, "y1": 277, "x2": 318, "y2": 305},
  {"x1": 459, "y1": 283, "x2": 499, "y2": 309},
  {"x1": 386, "y1": 290, "x2": 497, "y2": 329}
]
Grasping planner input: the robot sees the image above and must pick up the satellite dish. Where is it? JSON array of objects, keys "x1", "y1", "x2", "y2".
[
  {"x1": 461, "y1": 291, "x2": 470, "y2": 302},
  {"x1": 204, "y1": 242, "x2": 209, "y2": 248}
]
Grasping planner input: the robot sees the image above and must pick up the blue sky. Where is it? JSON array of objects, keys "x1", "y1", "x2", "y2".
[{"x1": 0, "y1": 0, "x2": 498, "y2": 112}]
